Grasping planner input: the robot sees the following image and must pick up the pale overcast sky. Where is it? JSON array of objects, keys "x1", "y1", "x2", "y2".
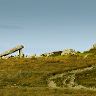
[{"x1": 0, "y1": 0, "x2": 96, "y2": 55}]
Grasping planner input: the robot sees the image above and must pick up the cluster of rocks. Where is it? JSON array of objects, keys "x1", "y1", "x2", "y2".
[
  {"x1": 61, "y1": 49, "x2": 76, "y2": 56},
  {"x1": 41, "y1": 49, "x2": 77, "y2": 57},
  {"x1": 41, "y1": 51, "x2": 62, "y2": 57},
  {"x1": 91, "y1": 43, "x2": 96, "y2": 49}
]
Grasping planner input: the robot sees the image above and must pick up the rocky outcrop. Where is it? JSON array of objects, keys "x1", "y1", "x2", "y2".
[
  {"x1": 61, "y1": 49, "x2": 76, "y2": 56},
  {"x1": 41, "y1": 51, "x2": 62, "y2": 57},
  {"x1": 92, "y1": 43, "x2": 96, "y2": 49}
]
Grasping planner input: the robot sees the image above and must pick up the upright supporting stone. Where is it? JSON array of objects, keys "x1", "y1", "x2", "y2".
[{"x1": 19, "y1": 49, "x2": 23, "y2": 58}]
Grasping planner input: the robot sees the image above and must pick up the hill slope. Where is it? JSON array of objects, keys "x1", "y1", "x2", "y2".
[{"x1": 0, "y1": 56, "x2": 96, "y2": 96}]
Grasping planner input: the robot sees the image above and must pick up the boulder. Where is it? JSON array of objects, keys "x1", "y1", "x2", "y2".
[
  {"x1": 61, "y1": 49, "x2": 76, "y2": 56},
  {"x1": 92, "y1": 43, "x2": 96, "y2": 49}
]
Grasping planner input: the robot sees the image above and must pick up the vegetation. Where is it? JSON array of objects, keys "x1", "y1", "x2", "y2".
[
  {"x1": 75, "y1": 67, "x2": 96, "y2": 88},
  {"x1": 0, "y1": 48, "x2": 96, "y2": 95}
]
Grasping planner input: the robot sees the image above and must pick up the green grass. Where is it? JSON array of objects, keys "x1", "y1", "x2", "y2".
[
  {"x1": 1, "y1": 87, "x2": 96, "y2": 96},
  {"x1": 0, "y1": 55, "x2": 96, "y2": 96},
  {"x1": 75, "y1": 67, "x2": 96, "y2": 88}
]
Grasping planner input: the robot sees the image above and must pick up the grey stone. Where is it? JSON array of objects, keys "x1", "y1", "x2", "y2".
[
  {"x1": 61, "y1": 49, "x2": 76, "y2": 56},
  {"x1": 0, "y1": 45, "x2": 24, "y2": 58}
]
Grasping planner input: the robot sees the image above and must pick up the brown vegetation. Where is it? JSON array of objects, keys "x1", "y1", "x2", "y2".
[{"x1": 0, "y1": 49, "x2": 96, "y2": 95}]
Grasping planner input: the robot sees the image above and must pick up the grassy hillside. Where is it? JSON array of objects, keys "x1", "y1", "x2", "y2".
[
  {"x1": 0, "y1": 51, "x2": 96, "y2": 96},
  {"x1": 75, "y1": 67, "x2": 96, "y2": 88}
]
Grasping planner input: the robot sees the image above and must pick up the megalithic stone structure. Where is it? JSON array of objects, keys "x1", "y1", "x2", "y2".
[{"x1": 0, "y1": 45, "x2": 24, "y2": 58}]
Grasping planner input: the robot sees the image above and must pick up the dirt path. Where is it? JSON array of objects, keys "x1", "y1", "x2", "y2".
[{"x1": 48, "y1": 65, "x2": 96, "y2": 91}]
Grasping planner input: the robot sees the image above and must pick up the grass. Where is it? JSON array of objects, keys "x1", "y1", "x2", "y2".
[
  {"x1": 0, "y1": 53, "x2": 96, "y2": 95},
  {"x1": 1, "y1": 87, "x2": 96, "y2": 96},
  {"x1": 75, "y1": 67, "x2": 96, "y2": 88}
]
